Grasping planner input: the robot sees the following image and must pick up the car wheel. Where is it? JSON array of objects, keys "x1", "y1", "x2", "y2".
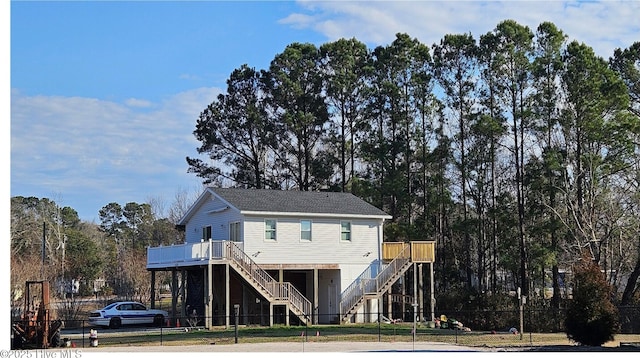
[
  {"x1": 154, "y1": 315, "x2": 165, "y2": 327},
  {"x1": 109, "y1": 317, "x2": 121, "y2": 329}
]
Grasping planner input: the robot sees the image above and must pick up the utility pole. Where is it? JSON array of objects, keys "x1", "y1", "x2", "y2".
[
  {"x1": 58, "y1": 234, "x2": 66, "y2": 297},
  {"x1": 518, "y1": 287, "x2": 525, "y2": 340},
  {"x1": 41, "y1": 222, "x2": 46, "y2": 279}
]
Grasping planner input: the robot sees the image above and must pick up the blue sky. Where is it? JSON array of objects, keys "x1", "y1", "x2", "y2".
[{"x1": 8, "y1": 0, "x2": 640, "y2": 224}]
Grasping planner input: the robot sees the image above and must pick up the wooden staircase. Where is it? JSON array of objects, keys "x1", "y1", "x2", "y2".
[
  {"x1": 224, "y1": 242, "x2": 312, "y2": 325},
  {"x1": 339, "y1": 244, "x2": 413, "y2": 323}
]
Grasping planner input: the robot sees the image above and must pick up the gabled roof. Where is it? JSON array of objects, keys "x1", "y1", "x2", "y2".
[{"x1": 179, "y1": 187, "x2": 391, "y2": 224}]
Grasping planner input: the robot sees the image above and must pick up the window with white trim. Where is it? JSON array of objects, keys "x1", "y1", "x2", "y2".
[
  {"x1": 300, "y1": 220, "x2": 312, "y2": 241},
  {"x1": 265, "y1": 219, "x2": 277, "y2": 241},
  {"x1": 340, "y1": 221, "x2": 351, "y2": 241},
  {"x1": 202, "y1": 225, "x2": 212, "y2": 241},
  {"x1": 229, "y1": 222, "x2": 241, "y2": 242}
]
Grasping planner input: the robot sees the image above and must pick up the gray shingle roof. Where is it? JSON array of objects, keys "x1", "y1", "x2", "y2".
[{"x1": 209, "y1": 187, "x2": 391, "y2": 218}]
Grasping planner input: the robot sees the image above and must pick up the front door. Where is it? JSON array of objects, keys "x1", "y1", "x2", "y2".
[{"x1": 328, "y1": 284, "x2": 337, "y2": 321}]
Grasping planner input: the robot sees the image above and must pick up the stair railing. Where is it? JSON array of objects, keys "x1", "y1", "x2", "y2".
[
  {"x1": 339, "y1": 243, "x2": 411, "y2": 320},
  {"x1": 374, "y1": 243, "x2": 411, "y2": 292},
  {"x1": 224, "y1": 241, "x2": 311, "y2": 321},
  {"x1": 339, "y1": 261, "x2": 380, "y2": 318}
]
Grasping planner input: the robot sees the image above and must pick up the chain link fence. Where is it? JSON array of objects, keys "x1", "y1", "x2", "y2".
[{"x1": 11, "y1": 306, "x2": 640, "y2": 349}]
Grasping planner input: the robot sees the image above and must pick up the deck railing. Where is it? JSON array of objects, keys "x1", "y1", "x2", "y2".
[
  {"x1": 146, "y1": 241, "x2": 211, "y2": 266},
  {"x1": 410, "y1": 241, "x2": 435, "y2": 262},
  {"x1": 381, "y1": 241, "x2": 435, "y2": 263},
  {"x1": 381, "y1": 242, "x2": 409, "y2": 262},
  {"x1": 146, "y1": 240, "x2": 241, "y2": 267}
]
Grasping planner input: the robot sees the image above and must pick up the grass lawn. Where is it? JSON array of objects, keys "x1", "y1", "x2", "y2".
[{"x1": 85, "y1": 322, "x2": 640, "y2": 349}]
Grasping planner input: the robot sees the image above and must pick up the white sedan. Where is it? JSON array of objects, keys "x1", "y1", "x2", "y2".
[{"x1": 88, "y1": 301, "x2": 168, "y2": 328}]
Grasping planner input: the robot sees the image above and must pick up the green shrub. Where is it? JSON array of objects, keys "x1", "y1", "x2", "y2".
[{"x1": 564, "y1": 251, "x2": 620, "y2": 346}]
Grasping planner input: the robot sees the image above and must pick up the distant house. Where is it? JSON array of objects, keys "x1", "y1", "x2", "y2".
[{"x1": 146, "y1": 188, "x2": 434, "y2": 327}]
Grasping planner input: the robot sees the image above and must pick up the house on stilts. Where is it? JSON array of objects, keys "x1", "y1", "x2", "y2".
[{"x1": 146, "y1": 187, "x2": 435, "y2": 328}]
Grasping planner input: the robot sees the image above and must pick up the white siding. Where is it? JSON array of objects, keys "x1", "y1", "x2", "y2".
[
  {"x1": 184, "y1": 195, "x2": 244, "y2": 244},
  {"x1": 338, "y1": 263, "x2": 375, "y2": 288},
  {"x1": 242, "y1": 215, "x2": 382, "y2": 266}
]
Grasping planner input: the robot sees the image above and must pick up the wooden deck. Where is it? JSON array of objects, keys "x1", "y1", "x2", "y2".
[{"x1": 381, "y1": 241, "x2": 435, "y2": 263}]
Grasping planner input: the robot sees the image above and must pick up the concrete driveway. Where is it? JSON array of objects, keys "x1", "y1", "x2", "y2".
[{"x1": 83, "y1": 340, "x2": 486, "y2": 352}]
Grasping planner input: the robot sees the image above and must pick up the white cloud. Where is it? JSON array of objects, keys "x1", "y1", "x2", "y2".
[
  {"x1": 278, "y1": 13, "x2": 316, "y2": 29},
  {"x1": 125, "y1": 98, "x2": 153, "y2": 108},
  {"x1": 286, "y1": 0, "x2": 639, "y2": 58},
  {"x1": 10, "y1": 87, "x2": 222, "y2": 220}
]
